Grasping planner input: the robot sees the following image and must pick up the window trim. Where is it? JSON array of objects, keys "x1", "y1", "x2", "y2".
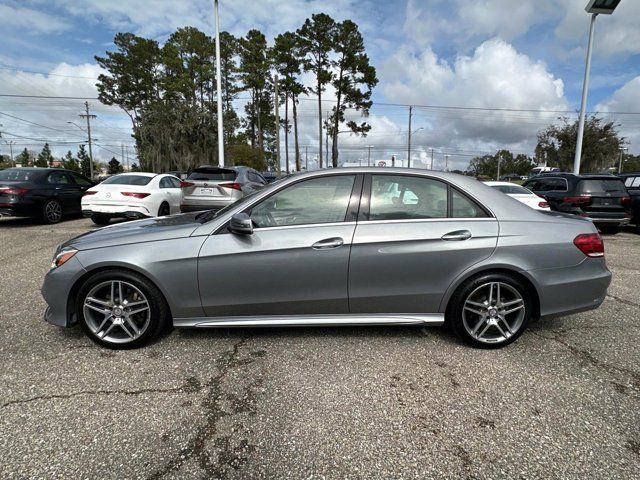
[{"x1": 360, "y1": 173, "x2": 493, "y2": 222}]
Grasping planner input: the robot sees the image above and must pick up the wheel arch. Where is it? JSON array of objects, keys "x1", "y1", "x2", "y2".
[
  {"x1": 442, "y1": 266, "x2": 541, "y2": 321},
  {"x1": 68, "y1": 264, "x2": 174, "y2": 324}
]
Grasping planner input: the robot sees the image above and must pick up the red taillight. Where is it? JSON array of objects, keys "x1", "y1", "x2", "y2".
[
  {"x1": 121, "y1": 192, "x2": 150, "y2": 199},
  {"x1": 573, "y1": 233, "x2": 604, "y2": 258},
  {"x1": 218, "y1": 182, "x2": 242, "y2": 191},
  {"x1": 563, "y1": 195, "x2": 592, "y2": 206},
  {"x1": 538, "y1": 201, "x2": 549, "y2": 208},
  {"x1": 0, "y1": 187, "x2": 28, "y2": 195},
  {"x1": 180, "y1": 181, "x2": 194, "y2": 188},
  {"x1": 83, "y1": 190, "x2": 97, "y2": 196},
  {"x1": 621, "y1": 196, "x2": 631, "y2": 207}
]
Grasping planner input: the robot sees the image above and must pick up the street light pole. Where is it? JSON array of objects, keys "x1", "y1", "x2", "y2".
[
  {"x1": 444, "y1": 154, "x2": 450, "y2": 172},
  {"x1": 573, "y1": 13, "x2": 598, "y2": 174},
  {"x1": 429, "y1": 147, "x2": 434, "y2": 170},
  {"x1": 407, "y1": 105, "x2": 412, "y2": 168},
  {"x1": 214, "y1": 0, "x2": 225, "y2": 167},
  {"x1": 496, "y1": 151, "x2": 501, "y2": 180},
  {"x1": 367, "y1": 145, "x2": 372, "y2": 166}
]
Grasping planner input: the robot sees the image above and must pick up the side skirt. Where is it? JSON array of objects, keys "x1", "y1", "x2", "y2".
[{"x1": 173, "y1": 313, "x2": 445, "y2": 329}]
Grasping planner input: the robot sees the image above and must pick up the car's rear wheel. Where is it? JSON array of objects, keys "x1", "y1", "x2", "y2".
[
  {"x1": 76, "y1": 270, "x2": 170, "y2": 349},
  {"x1": 91, "y1": 213, "x2": 111, "y2": 226},
  {"x1": 158, "y1": 202, "x2": 170, "y2": 217},
  {"x1": 448, "y1": 273, "x2": 532, "y2": 349},
  {"x1": 42, "y1": 199, "x2": 63, "y2": 224}
]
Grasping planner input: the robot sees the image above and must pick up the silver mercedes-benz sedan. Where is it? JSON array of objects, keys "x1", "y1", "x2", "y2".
[{"x1": 42, "y1": 168, "x2": 611, "y2": 349}]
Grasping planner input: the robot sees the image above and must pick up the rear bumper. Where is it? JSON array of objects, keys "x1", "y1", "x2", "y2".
[
  {"x1": 180, "y1": 203, "x2": 228, "y2": 213},
  {"x1": 529, "y1": 258, "x2": 612, "y2": 319},
  {"x1": 0, "y1": 204, "x2": 37, "y2": 218},
  {"x1": 82, "y1": 203, "x2": 152, "y2": 219}
]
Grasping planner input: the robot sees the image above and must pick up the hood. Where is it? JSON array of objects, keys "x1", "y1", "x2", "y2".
[{"x1": 59, "y1": 213, "x2": 203, "y2": 251}]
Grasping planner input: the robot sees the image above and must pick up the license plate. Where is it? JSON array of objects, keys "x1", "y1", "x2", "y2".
[{"x1": 200, "y1": 188, "x2": 214, "y2": 195}]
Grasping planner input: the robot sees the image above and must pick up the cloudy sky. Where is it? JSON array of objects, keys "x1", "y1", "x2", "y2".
[{"x1": 1, "y1": 0, "x2": 639, "y2": 171}]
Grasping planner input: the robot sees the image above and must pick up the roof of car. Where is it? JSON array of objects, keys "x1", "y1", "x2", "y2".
[
  {"x1": 112, "y1": 172, "x2": 156, "y2": 177},
  {"x1": 484, "y1": 181, "x2": 526, "y2": 187}
]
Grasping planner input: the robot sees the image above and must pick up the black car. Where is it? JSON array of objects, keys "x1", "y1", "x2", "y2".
[
  {"x1": 523, "y1": 173, "x2": 631, "y2": 233},
  {"x1": 0, "y1": 168, "x2": 94, "y2": 224},
  {"x1": 619, "y1": 172, "x2": 640, "y2": 232}
]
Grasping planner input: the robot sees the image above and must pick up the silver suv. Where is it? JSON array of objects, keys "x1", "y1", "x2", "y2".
[{"x1": 180, "y1": 166, "x2": 266, "y2": 213}]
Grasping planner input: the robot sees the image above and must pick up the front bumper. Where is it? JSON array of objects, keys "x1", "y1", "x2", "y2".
[{"x1": 41, "y1": 255, "x2": 87, "y2": 327}]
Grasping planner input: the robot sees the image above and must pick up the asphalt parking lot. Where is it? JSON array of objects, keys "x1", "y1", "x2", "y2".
[{"x1": 1, "y1": 216, "x2": 639, "y2": 479}]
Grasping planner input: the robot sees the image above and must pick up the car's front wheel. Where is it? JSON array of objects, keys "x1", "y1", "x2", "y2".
[
  {"x1": 448, "y1": 273, "x2": 532, "y2": 349},
  {"x1": 76, "y1": 270, "x2": 170, "y2": 349}
]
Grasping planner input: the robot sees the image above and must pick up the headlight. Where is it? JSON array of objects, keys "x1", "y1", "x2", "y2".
[{"x1": 51, "y1": 249, "x2": 78, "y2": 270}]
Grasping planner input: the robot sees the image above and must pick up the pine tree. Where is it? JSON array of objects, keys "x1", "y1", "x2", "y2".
[
  {"x1": 78, "y1": 144, "x2": 92, "y2": 177},
  {"x1": 297, "y1": 14, "x2": 336, "y2": 168},
  {"x1": 329, "y1": 20, "x2": 378, "y2": 167},
  {"x1": 35, "y1": 143, "x2": 54, "y2": 168},
  {"x1": 107, "y1": 157, "x2": 124, "y2": 174},
  {"x1": 63, "y1": 150, "x2": 80, "y2": 172},
  {"x1": 16, "y1": 148, "x2": 31, "y2": 167}
]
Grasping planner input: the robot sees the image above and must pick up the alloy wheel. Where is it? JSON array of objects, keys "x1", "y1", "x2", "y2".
[
  {"x1": 45, "y1": 200, "x2": 62, "y2": 223},
  {"x1": 83, "y1": 280, "x2": 151, "y2": 344},
  {"x1": 462, "y1": 281, "x2": 526, "y2": 344}
]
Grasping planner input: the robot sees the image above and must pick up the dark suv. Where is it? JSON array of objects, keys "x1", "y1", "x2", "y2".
[
  {"x1": 523, "y1": 173, "x2": 631, "y2": 233},
  {"x1": 619, "y1": 173, "x2": 640, "y2": 232}
]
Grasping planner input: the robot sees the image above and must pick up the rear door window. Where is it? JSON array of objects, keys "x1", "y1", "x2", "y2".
[
  {"x1": 188, "y1": 168, "x2": 237, "y2": 181},
  {"x1": 159, "y1": 177, "x2": 173, "y2": 189},
  {"x1": 47, "y1": 171, "x2": 72, "y2": 184},
  {"x1": 537, "y1": 178, "x2": 567, "y2": 192}
]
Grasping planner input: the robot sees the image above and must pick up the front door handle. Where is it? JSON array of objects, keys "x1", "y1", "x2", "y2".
[
  {"x1": 312, "y1": 237, "x2": 344, "y2": 250},
  {"x1": 441, "y1": 230, "x2": 472, "y2": 241}
]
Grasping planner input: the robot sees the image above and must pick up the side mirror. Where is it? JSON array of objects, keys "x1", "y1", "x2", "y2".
[{"x1": 229, "y1": 212, "x2": 253, "y2": 235}]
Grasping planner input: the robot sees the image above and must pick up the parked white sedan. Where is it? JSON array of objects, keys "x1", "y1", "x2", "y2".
[
  {"x1": 82, "y1": 173, "x2": 182, "y2": 225},
  {"x1": 484, "y1": 181, "x2": 550, "y2": 211}
]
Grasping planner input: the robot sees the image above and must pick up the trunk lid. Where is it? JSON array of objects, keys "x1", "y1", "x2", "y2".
[{"x1": 182, "y1": 167, "x2": 238, "y2": 200}]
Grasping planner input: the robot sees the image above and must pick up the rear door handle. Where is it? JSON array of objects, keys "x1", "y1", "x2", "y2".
[
  {"x1": 312, "y1": 237, "x2": 344, "y2": 250},
  {"x1": 441, "y1": 230, "x2": 472, "y2": 241}
]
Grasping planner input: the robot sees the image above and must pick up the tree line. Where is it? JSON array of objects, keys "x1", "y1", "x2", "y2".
[
  {"x1": 1, "y1": 143, "x2": 138, "y2": 176},
  {"x1": 94, "y1": 14, "x2": 378, "y2": 173},
  {"x1": 468, "y1": 115, "x2": 635, "y2": 178}
]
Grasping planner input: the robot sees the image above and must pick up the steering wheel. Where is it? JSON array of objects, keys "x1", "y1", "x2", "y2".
[{"x1": 253, "y1": 209, "x2": 277, "y2": 228}]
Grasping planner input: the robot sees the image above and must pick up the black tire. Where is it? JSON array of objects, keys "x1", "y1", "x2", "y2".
[
  {"x1": 76, "y1": 269, "x2": 170, "y2": 349},
  {"x1": 91, "y1": 214, "x2": 111, "y2": 226},
  {"x1": 41, "y1": 199, "x2": 63, "y2": 224},
  {"x1": 599, "y1": 226, "x2": 619, "y2": 235},
  {"x1": 448, "y1": 272, "x2": 532, "y2": 349},
  {"x1": 158, "y1": 202, "x2": 170, "y2": 217}
]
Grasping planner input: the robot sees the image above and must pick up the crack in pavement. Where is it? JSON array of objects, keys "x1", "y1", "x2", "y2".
[
  {"x1": 530, "y1": 330, "x2": 640, "y2": 394},
  {"x1": 0, "y1": 376, "x2": 203, "y2": 409},
  {"x1": 146, "y1": 335, "x2": 251, "y2": 480},
  {"x1": 606, "y1": 294, "x2": 640, "y2": 310}
]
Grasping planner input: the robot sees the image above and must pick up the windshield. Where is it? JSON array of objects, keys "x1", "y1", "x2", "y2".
[
  {"x1": 0, "y1": 169, "x2": 41, "y2": 182},
  {"x1": 188, "y1": 168, "x2": 237, "y2": 181},
  {"x1": 102, "y1": 175, "x2": 153, "y2": 186},
  {"x1": 577, "y1": 179, "x2": 626, "y2": 194},
  {"x1": 491, "y1": 184, "x2": 532, "y2": 195}
]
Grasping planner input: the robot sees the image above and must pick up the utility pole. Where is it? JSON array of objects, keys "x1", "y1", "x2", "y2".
[
  {"x1": 121, "y1": 144, "x2": 125, "y2": 171},
  {"x1": 274, "y1": 75, "x2": 281, "y2": 172},
  {"x1": 4, "y1": 140, "x2": 16, "y2": 167},
  {"x1": 429, "y1": 147, "x2": 434, "y2": 170},
  {"x1": 214, "y1": 0, "x2": 225, "y2": 167},
  {"x1": 618, "y1": 147, "x2": 628, "y2": 173},
  {"x1": 125, "y1": 145, "x2": 129, "y2": 171},
  {"x1": 444, "y1": 154, "x2": 450, "y2": 172},
  {"x1": 407, "y1": 105, "x2": 413, "y2": 168},
  {"x1": 496, "y1": 151, "x2": 501, "y2": 180},
  {"x1": 305, "y1": 145, "x2": 308, "y2": 171},
  {"x1": 367, "y1": 145, "x2": 372, "y2": 166},
  {"x1": 79, "y1": 101, "x2": 96, "y2": 179}
]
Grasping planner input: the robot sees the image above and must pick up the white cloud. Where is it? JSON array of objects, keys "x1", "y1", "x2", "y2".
[
  {"x1": 377, "y1": 38, "x2": 568, "y2": 168},
  {"x1": 596, "y1": 76, "x2": 640, "y2": 154},
  {"x1": 52, "y1": 0, "x2": 364, "y2": 39},
  {"x1": 0, "y1": 3, "x2": 69, "y2": 34},
  {"x1": 0, "y1": 64, "x2": 134, "y2": 162},
  {"x1": 555, "y1": 0, "x2": 640, "y2": 57}
]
